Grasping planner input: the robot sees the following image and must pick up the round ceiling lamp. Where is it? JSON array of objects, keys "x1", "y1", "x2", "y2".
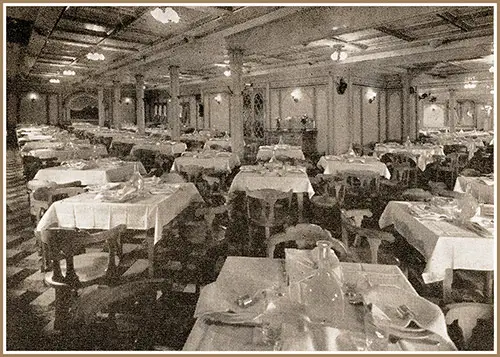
[
  {"x1": 224, "y1": 70, "x2": 231, "y2": 77},
  {"x1": 330, "y1": 47, "x2": 348, "y2": 62},
  {"x1": 86, "y1": 52, "x2": 105, "y2": 61},
  {"x1": 63, "y1": 69, "x2": 75, "y2": 76},
  {"x1": 49, "y1": 78, "x2": 60, "y2": 83},
  {"x1": 151, "y1": 7, "x2": 180, "y2": 24}
]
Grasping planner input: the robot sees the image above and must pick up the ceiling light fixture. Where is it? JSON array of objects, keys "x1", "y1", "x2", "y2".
[
  {"x1": 464, "y1": 82, "x2": 477, "y2": 89},
  {"x1": 151, "y1": 7, "x2": 180, "y2": 24},
  {"x1": 86, "y1": 52, "x2": 105, "y2": 61},
  {"x1": 224, "y1": 70, "x2": 231, "y2": 77},
  {"x1": 330, "y1": 46, "x2": 348, "y2": 62},
  {"x1": 63, "y1": 69, "x2": 75, "y2": 76},
  {"x1": 49, "y1": 78, "x2": 60, "y2": 83},
  {"x1": 489, "y1": 66, "x2": 494, "y2": 73}
]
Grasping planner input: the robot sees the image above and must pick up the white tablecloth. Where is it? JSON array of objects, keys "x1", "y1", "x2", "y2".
[
  {"x1": 172, "y1": 153, "x2": 240, "y2": 173},
  {"x1": 256, "y1": 146, "x2": 305, "y2": 161},
  {"x1": 454, "y1": 176, "x2": 494, "y2": 204},
  {"x1": 184, "y1": 257, "x2": 452, "y2": 351},
  {"x1": 374, "y1": 144, "x2": 444, "y2": 171},
  {"x1": 229, "y1": 168, "x2": 315, "y2": 198},
  {"x1": 131, "y1": 142, "x2": 187, "y2": 157},
  {"x1": 36, "y1": 183, "x2": 204, "y2": 245},
  {"x1": 23, "y1": 144, "x2": 108, "y2": 161},
  {"x1": 32, "y1": 160, "x2": 146, "y2": 186},
  {"x1": 317, "y1": 156, "x2": 391, "y2": 179},
  {"x1": 379, "y1": 201, "x2": 494, "y2": 284},
  {"x1": 20, "y1": 140, "x2": 90, "y2": 153},
  {"x1": 203, "y1": 139, "x2": 232, "y2": 151}
]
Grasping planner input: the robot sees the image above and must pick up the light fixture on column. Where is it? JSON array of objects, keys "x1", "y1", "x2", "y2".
[
  {"x1": 291, "y1": 88, "x2": 302, "y2": 103},
  {"x1": 330, "y1": 45, "x2": 348, "y2": 62},
  {"x1": 86, "y1": 52, "x2": 105, "y2": 61},
  {"x1": 63, "y1": 69, "x2": 75, "y2": 76},
  {"x1": 489, "y1": 65, "x2": 494, "y2": 73},
  {"x1": 28, "y1": 92, "x2": 38, "y2": 102},
  {"x1": 151, "y1": 7, "x2": 180, "y2": 24},
  {"x1": 214, "y1": 94, "x2": 222, "y2": 105},
  {"x1": 366, "y1": 89, "x2": 377, "y2": 103}
]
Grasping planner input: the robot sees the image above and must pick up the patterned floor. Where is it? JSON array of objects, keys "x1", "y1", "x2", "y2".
[{"x1": 5, "y1": 149, "x2": 201, "y2": 351}]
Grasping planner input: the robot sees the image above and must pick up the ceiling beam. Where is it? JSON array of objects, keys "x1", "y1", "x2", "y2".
[
  {"x1": 226, "y1": 6, "x2": 451, "y2": 54},
  {"x1": 20, "y1": 6, "x2": 68, "y2": 77},
  {"x1": 183, "y1": 6, "x2": 234, "y2": 16},
  {"x1": 436, "y1": 11, "x2": 472, "y2": 32},
  {"x1": 48, "y1": 37, "x2": 139, "y2": 53},
  {"x1": 375, "y1": 26, "x2": 416, "y2": 42}
]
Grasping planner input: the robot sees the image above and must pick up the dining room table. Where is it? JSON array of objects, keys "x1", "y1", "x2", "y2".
[
  {"x1": 203, "y1": 138, "x2": 233, "y2": 151},
  {"x1": 379, "y1": 199, "x2": 494, "y2": 302},
  {"x1": 22, "y1": 143, "x2": 108, "y2": 161},
  {"x1": 171, "y1": 150, "x2": 241, "y2": 174},
  {"x1": 183, "y1": 255, "x2": 456, "y2": 351},
  {"x1": 228, "y1": 163, "x2": 315, "y2": 222},
  {"x1": 256, "y1": 145, "x2": 305, "y2": 162},
  {"x1": 30, "y1": 158, "x2": 147, "y2": 186},
  {"x1": 453, "y1": 175, "x2": 494, "y2": 204},
  {"x1": 130, "y1": 140, "x2": 187, "y2": 157},
  {"x1": 373, "y1": 143, "x2": 445, "y2": 171},
  {"x1": 36, "y1": 180, "x2": 205, "y2": 277},
  {"x1": 317, "y1": 155, "x2": 391, "y2": 179}
]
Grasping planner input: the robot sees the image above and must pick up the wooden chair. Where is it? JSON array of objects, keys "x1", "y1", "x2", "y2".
[
  {"x1": 160, "y1": 172, "x2": 186, "y2": 184},
  {"x1": 310, "y1": 174, "x2": 345, "y2": 235},
  {"x1": 341, "y1": 170, "x2": 380, "y2": 208},
  {"x1": 41, "y1": 224, "x2": 127, "y2": 331},
  {"x1": 109, "y1": 141, "x2": 134, "y2": 158},
  {"x1": 179, "y1": 164, "x2": 203, "y2": 184},
  {"x1": 245, "y1": 189, "x2": 293, "y2": 255},
  {"x1": 436, "y1": 153, "x2": 469, "y2": 189},
  {"x1": 445, "y1": 303, "x2": 493, "y2": 350},
  {"x1": 340, "y1": 209, "x2": 397, "y2": 265},
  {"x1": 390, "y1": 153, "x2": 418, "y2": 187},
  {"x1": 267, "y1": 223, "x2": 348, "y2": 260},
  {"x1": 132, "y1": 148, "x2": 156, "y2": 173}
]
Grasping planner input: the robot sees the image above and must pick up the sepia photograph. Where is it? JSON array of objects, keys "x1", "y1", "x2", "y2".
[{"x1": 4, "y1": 3, "x2": 496, "y2": 352}]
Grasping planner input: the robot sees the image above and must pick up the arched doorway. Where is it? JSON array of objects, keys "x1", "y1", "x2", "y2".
[{"x1": 65, "y1": 92, "x2": 99, "y2": 123}]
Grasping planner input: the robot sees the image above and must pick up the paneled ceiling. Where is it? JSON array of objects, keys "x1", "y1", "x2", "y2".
[{"x1": 6, "y1": 5, "x2": 495, "y2": 94}]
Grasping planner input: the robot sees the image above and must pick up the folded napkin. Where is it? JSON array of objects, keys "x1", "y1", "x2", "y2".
[{"x1": 363, "y1": 285, "x2": 455, "y2": 348}]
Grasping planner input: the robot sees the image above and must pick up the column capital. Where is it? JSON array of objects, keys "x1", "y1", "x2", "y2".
[{"x1": 135, "y1": 74, "x2": 144, "y2": 81}]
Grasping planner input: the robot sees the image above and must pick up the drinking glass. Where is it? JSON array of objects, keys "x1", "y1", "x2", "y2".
[{"x1": 363, "y1": 304, "x2": 389, "y2": 351}]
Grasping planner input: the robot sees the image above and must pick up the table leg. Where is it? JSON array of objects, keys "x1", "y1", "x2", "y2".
[
  {"x1": 297, "y1": 193, "x2": 304, "y2": 223},
  {"x1": 147, "y1": 231, "x2": 155, "y2": 278},
  {"x1": 443, "y1": 268, "x2": 453, "y2": 304},
  {"x1": 484, "y1": 271, "x2": 493, "y2": 303}
]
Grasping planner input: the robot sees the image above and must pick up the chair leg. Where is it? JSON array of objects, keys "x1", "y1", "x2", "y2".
[{"x1": 443, "y1": 268, "x2": 453, "y2": 304}]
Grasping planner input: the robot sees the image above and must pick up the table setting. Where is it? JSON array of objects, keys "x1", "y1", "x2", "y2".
[
  {"x1": 379, "y1": 195, "x2": 494, "y2": 285},
  {"x1": 184, "y1": 250, "x2": 456, "y2": 351},
  {"x1": 317, "y1": 154, "x2": 391, "y2": 179},
  {"x1": 229, "y1": 163, "x2": 314, "y2": 198},
  {"x1": 172, "y1": 150, "x2": 241, "y2": 173},
  {"x1": 374, "y1": 142, "x2": 445, "y2": 171},
  {"x1": 256, "y1": 144, "x2": 306, "y2": 162}
]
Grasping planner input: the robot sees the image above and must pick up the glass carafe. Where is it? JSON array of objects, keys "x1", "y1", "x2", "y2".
[
  {"x1": 130, "y1": 162, "x2": 144, "y2": 191},
  {"x1": 299, "y1": 240, "x2": 345, "y2": 326}
]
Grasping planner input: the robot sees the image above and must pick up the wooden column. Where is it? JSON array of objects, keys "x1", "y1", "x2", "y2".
[
  {"x1": 346, "y1": 70, "x2": 354, "y2": 146},
  {"x1": 98, "y1": 87, "x2": 105, "y2": 127},
  {"x1": 189, "y1": 96, "x2": 197, "y2": 128},
  {"x1": 401, "y1": 73, "x2": 411, "y2": 140},
  {"x1": 169, "y1": 66, "x2": 180, "y2": 138},
  {"x1": 135, "y1": 74, "x2": 145, "y2": 135},
  {"x1": 327, "y1": 73, "x2": 335, "y2": 154},
  {"x1": 113, "y1": 80, "x2": 121, "y2": 129},
  {"x1": 448, "y1": 89, "x2": 457, "y2": 133},
  {"x1": 229, "y1": 48, "x2": 245, "y2": 158}
]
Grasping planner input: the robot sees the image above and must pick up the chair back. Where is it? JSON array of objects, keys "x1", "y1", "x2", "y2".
[
  {"x1": 446, "y1": 303, "x2": 493, "y2": 350},
  {"x1": 179, "y1": 164, "x2": 203, "y2": 183},
  {"x1": 313, "y1": 174, "x2": 345, "y2": 203},
  {"x1": 245, "y1": 189, "x2": 292, "y2": 228},
  {"x1": 342, "y1": 170, "x2": 380, "y2": 196},
  {"x1": 267, "y1": 223, "x2": 347, "y2": 260},
  {"x1": 132, "y1": 148, "x2": 156, "y2": 173},
  {"x1": 42, "y1": 224, "x2": 126, "y2": 285}
]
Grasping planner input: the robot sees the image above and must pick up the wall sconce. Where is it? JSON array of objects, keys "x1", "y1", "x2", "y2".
[
  {"x1": 28, "y1": 93, "x2": 38, "y2": 102},
  {"x1": 291, "y1": 88, "x2": 302, "y2": 103},
  {"x1": 367, "y1": 90, "x2": 377, "y2": 104},
  {"x1": 418, "y1": 92, "x2": 432, "y2": 100},
  {"x1": 122, "y1": 97, "x2": 132, "y2": 105},
  {"x1": 214, "y1": 94, "x2": 222, "y2": 105}
]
